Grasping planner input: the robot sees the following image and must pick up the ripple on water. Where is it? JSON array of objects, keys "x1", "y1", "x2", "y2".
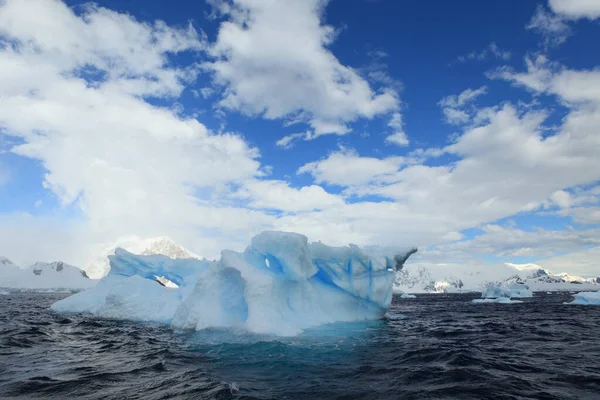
[{"x1": 1, "y1": 292, "x2": 599, "y2": 399}]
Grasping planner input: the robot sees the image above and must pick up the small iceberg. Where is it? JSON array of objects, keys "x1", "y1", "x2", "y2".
[
  {"x1": 565, "y1": 291, "x2": 600, "y2": 305},
  {"x1": 472, "y1": 298, "x2": 523, "y2": 304},
  {"x1": 472, "y1": 282, "x2": 531, "y2": 304},
  {"x1": 400, "y1": 293, "x2": 416, "y2": 299}
]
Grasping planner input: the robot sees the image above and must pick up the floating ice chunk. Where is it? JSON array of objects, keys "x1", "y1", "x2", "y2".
[
  {"x1": 481, "y1": 282, "x2": 532, "y2": 299},
  {"x1": 472, "y1": 298, "x2": 523, "y2": 304},
  {"x1": 506, "y1": 283, "x2": 533, "y2": 298},
  {"x1": 52, "y1": 231, "x2": 417, "y2": 336},
  {"x1": 566, "y1": 291, "x2": 600, "y2": 305},
  {"x1": 400, "y1": 293, "x2": 416, "y2": 299}
]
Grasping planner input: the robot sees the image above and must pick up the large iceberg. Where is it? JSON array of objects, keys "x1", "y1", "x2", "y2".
[{"x1": 52, "y1": 231, "x2": 417, "y2": 336}]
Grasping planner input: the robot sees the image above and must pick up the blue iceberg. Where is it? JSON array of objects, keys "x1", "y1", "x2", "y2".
[{"x1": 52, "y1": 231, "x2": 417, "y2": 336}]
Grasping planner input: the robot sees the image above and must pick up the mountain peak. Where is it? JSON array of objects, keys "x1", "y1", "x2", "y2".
[
  {"x1": 0, "y1": 256, "x2": 17, "y2": 269},
  {"x1": 85, "y1": 236, "x2": 199, "y2": 279}
]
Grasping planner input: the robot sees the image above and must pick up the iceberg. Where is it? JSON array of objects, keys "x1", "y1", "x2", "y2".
[
  {"x1": 52, "y1": 231, "x2": 417, "y2": 336},
  {"x1": 472, "y1": 282, "x2": 532, "y2": 304},
  {"x1": 566, "y1": 291, "x2": 600, "y2": 305},
  {"x1": 481, "y1": 282, "x2": 532, "y2": 299},
  {"x1": 472, "y1": 298, "x2": 523, "y2": 304}
]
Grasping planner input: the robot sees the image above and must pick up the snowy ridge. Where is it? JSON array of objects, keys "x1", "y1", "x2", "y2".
[
  {"x1": 0, "y1": 259, "x2": 96, "y2": 291},
  {"x1": 85, "y1": 236, "x2": 200, "y2": 279},
  {"x1": 52, "y1": 231, "x2": 418, "y2": 336},
  {"x1": 1, "y1": 256, "x2": 17, "y2": 268},
  {"x1": 394, "y1": 261, "x2": 600, "y2": 294}
]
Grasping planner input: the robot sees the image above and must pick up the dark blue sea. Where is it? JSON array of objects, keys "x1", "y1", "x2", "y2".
[{"x1": 1, "y1": 292, "x2": 599, "y2": 399}]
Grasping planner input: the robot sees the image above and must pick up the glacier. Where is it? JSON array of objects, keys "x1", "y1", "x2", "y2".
[{"x1": 52, "y1": 231, "x2": 417, "y2": 336}]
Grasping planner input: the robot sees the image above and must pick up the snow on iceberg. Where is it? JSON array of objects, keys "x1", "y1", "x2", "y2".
[
  {"x1": 566, "y1": 291, "x2": 600, "y2": 305},
  {"x1": 52, "y1": 231, "x2": 417, "y2": 336}
]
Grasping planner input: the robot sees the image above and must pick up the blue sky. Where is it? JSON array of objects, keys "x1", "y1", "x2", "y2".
[{"x1": 0, "y1": 0, "x2": 599, "y2": 274}]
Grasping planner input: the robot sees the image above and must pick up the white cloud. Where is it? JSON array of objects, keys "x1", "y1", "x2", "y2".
[
  {"x1": 438, "y1": 86, "x2": 488, "y2": 125},
  {"x1": 0, "y1": 0, "x2": 273, "y2": 262},
  {"x1": 385, "y1": 132, "x2": 409, "y2": 146},
  {"x1": 527, "y1": 5, "x2": 572, "y2": 48},
  {"x1": 538, "y1": 246, "x2": 600, "y2": 276},
  {"x1": 549, "y1": 0, "x2": 600, "y2": 20},
  {"x1": 437, "y1": 224, "x2": 600, "y2": 258},
  {"x1": 276, "y1": 132, "x2": 310, "y2": 149},
  {"x1": 0, "y1": 0, "x2": 599, "y2": 278},
  {"x1": 298, "y1": 148, "x2": 407, "y2": 187},
  {"x1": 385, "y1": 112, "x2": 409, "y2": 146},
  {"x1": 456, "y1": 42, "x2": 511, "y2": 64},
  {"x1": 205, "y1": 0, "x2": 399, "y2": 138},
  {"x1": 299, "y1": 100, "x2": 600, "y2": 254},
  {"x1": 542, "y1": 185, "x2": 600, "y2": 224},
  {"x1": 235, "y1": 180, "x2": 345, "y2": 212},
  {"x1": 550, "y1": 190, "x2": 571, "y2": 208}
]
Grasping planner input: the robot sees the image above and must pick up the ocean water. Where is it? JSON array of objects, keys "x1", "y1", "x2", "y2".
[{"x1": 1, "y1": 292, "x2": 599, "y2": 399}]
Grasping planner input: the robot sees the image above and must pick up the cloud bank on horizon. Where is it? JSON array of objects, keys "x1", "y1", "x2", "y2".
[{"x1": 0, "y1": 0, "x2": 599, "y2": 275}]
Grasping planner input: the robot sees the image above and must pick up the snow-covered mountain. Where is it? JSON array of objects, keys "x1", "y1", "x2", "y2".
[
  {"x1": 1, "y1": 256, "x2": 17, "y2": 270},
  {"x1": 394, "y1": 261, "x2": 600, "y2": 294},
  {"x1": 85, "y1": 236, "x2": 199, "y2": 279},
  {"x1": 0, "y1": 259, "x2": 96, "y2": 291},
  {"x1": 502, "y1": 263, "x2": 599, "y2": 292}
]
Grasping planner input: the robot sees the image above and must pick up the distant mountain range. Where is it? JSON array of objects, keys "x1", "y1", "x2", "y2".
[
  {"x1": 394, "y1": 261, "x2": 600, "y2": 294},
  {"x1": 0, "y1": 257, "x2": 95, "y2": 292},
  {"x1": 2, "y1": 238, "x2": 598, "y2": 294},
  {"x1": 0, "y1": 236, "x2": 198, "y2": 291}
]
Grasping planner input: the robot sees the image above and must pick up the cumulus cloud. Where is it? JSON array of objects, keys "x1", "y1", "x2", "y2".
[
  {"x1": 298, "y1": 148, "x2": 408, "y2": 187},
  {"x1": 234, "y1": 180, "x2": 345, "y2": 212},
  {"x1": 205, "y1": 0, "x2": 399, "y2": 138},
  {"x1": 549, "y1": 0, "x2": 600, "y2": 20},
  {"x1": 0, "y1": 0, "x2": 339, "y2": 264}
]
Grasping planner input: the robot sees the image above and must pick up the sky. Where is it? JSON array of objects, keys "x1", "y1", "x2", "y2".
[{"x1": 0, "y1": 0, "x2": 599, "y2": 275}]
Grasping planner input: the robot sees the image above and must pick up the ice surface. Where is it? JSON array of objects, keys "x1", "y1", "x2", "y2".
[
  {"x1": 52, "y1": 231, "x2": 416, "y2": 336},
  {"x1": 566, "y1": 291, "x2": 600, "y2": 305}
]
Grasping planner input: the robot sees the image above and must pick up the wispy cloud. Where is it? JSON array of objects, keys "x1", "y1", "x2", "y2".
[{"x1": 455, "y1": 42, "x2": 511, "y2": 64}]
